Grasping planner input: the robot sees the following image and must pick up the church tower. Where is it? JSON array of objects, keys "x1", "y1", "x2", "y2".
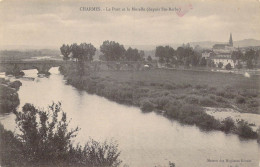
[{"x1": 229, "y1": 33, "x2": 233, "y2": 46}]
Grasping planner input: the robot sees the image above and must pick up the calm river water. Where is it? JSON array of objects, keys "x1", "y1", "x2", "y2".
[{"x1": 0, "y1": 67, "x2": 259, "y2": 167}]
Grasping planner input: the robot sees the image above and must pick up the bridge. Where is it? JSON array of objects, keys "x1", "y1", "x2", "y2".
[
  {"x1": 0, "y1": 60, "x2": 71, "y2": 75},
  {"x1": 0, "y1": 59, "x2": 158, "y2": 76}
]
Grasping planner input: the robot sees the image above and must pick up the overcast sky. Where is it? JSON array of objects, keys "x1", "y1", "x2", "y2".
[{"x1": 0, "y1": 0, "x2": 260, "y2": 49}]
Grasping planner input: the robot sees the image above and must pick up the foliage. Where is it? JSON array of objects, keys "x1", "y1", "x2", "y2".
[
  {"x1": 0, "y1": 102, "x2": 121, "y2": 167},
  {"x1": 218, "y1": 62, "x2": 223, "y2": 68},
  {"x1": 199, "y1": 57, "x2": 207, "y2": 66},
  {"x1": 231, "y1": 50, "x2": 243, "y2": 63},
  {"x1": 0, "y1": 82, "x2": 20, "y2": 114},
  {"x1": 225, "y1": 63, "x2": 232, "y2": 70},
  {"x1": 125, "y1": 47, "x2": 142, "y2": 61},
  {"x1": 60, "y1": 44, "x2": 71, "y2": 60},
  {"x1": 220, "y1": 117, "x2": 235, "y2": 133},
  {"x1": 236, "y1": 62, "x2": 243, "y2": 69},
  {"x1": 235, "y1": 120, "x2": 257, "y2": 139},
  {"x1": 236, "y1": 96, "x2": 246, "y2": 104},
  {"x1": 100, "y1": 41, "x2": 125, "y2": 61},
  {"x1": 147, "y1": 55, "x2": 152, "y2": 62},
  {"x1": 70, "y1": 43, "x2": 96, "y2": 62},
  {"x1": 155, "y1": 45, "x2": 176, "y2": 64},
  {"x1": 140, "y1": 99, "x2": 155, "y2": 112}
]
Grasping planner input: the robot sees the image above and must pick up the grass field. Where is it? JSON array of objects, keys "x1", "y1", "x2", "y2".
[{"x1": 95, "y1": 69, "x2": 260, "y2": 91}]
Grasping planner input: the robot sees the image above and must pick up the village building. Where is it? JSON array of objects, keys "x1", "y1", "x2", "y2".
[{"x1": 202, "y1": 33, "x2": 237, "y2": 68}]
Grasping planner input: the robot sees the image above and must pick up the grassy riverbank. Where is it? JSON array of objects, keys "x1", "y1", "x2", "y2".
[{"x1": 60, "y1": 65, "x2": 260, "y2": 140}]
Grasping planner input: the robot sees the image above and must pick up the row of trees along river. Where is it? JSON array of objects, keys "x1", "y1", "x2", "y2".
[{"x1": 60, "y1": 41, "x2": 260, "y2": 70}]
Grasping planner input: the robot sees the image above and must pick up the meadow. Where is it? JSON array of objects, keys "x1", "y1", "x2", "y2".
[
  {"x1": 95, "y1": 69, "x2": 259, "y2": 90},
  {"x1": 60, "y1": 65, "x2": 260, "y2": 140}
]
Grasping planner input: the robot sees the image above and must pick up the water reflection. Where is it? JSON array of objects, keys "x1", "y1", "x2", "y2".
[{"x1": 0, "y1": 67, "x2": 259, "y2": 167}]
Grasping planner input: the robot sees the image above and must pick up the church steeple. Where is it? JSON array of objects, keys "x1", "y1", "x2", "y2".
[{"x1": 229, "y1": 33, "x2": 233, "y2": 46}]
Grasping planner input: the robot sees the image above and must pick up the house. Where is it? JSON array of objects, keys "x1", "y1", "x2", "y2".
[
  {"x1": 212, "y1": 58, "x2": 235, "y2": 68},
  {"x1": 202, "y1": 50, "x2": 214, "y2": 59},
  {"x1": 210, "y1": 33, "x2": 237, "y2": 68}
]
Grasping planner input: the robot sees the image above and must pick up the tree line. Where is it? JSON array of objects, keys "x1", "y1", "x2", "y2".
[
  {"x1": 60, "y1": 41, "x2": 145, "y2": 62},
  {"x1": 155, "y1": 44, "x2": 202, "y2": 67},
  {"x1": 60, "y1": 41, "x2": 260, "y2": 69},
  {"x1": 231, "y1": 49, "x2": 260, "y2": 69}
]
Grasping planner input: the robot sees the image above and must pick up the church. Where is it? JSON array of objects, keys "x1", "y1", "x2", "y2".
[{"x1": 202, "y1": 34, "x2": 237, "y2": 68}]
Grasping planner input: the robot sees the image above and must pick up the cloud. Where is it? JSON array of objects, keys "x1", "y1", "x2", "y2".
[{"x1": 0, "y1": 0, "x2": 260, "y2": 49}]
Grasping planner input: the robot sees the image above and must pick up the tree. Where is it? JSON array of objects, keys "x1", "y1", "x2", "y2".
[
  {"x1": 155, "y1": 46, "x2": 166, "y2": 63},
  {"x1": 70, "y1": 43, "x2": 96, "y2": 62},
  {"x1": 147, "y1": 55, "x2": 152, "y2": 62},
  {"x1": 225, "y1": 63, "x2": 232, "y2": 70},
  {"x1": 100, "y1": 41, "x2": 125, "y2": 61},
  {"x1": 69, "y1": 43, "x2": 96, "y2": 75},
  {"x1": 125, "y1": 47, "x2": 141, "y2": 61},
  {"x1": 78, "y1": 43, "x2": 96, "y2": 62},
  {"x1": 236, "y1": 62, "x2": 243, "y2": 69},
  {"x1": 176, "y1": 46, "x2": 199, "y2": 66},
  {"x1": 139, "y1": 50, "x2": 145, "y2": 61},
  {"x1": 244, "y1": 49, "x2": 258, "y2": 68},
  {"x1": 231, "y1": 50, "x2": 243, "y2": 63},
  {"x1": 60, "y1": 44, "x2": 71, "y2": 60},
  {"x1": 70, "y1": 43, "x2": 81, "y2": 62},
  {"x1": 199, "y1": 57, "x2": 207, "y2": 66},
  {"x1": 0, "y1": 102, "x2": 122, "y2": 167},
  {"x1": 218, "y1": 62, "x2": 223, "y2": 68},
  {"x1": 155, "y1": 46, "x2": 175, "y2": 64},
  {"x1": 246, "y1": 59, "x2": 254, "y2": 69}
]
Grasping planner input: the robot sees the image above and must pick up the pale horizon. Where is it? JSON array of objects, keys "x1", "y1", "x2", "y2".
[{"x1": 1, "y1": 0, "x2": 260, "y2": 50}]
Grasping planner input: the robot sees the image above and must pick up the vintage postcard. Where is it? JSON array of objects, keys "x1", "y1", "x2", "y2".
[{"x1": 0, "y1": 0, "x2": 259, "y2": 167}]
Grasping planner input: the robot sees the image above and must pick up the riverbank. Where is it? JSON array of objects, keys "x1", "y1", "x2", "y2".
[
  {"x1": 0, "y1": 79, "x2": 21, "y2": 114},
  {"x1": 60, "y1": 65, "x2": 260, "y2": 141}
]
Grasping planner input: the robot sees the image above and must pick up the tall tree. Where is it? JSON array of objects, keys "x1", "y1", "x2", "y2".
[
  {"x1": 60, "y1": 44, "x2": 71, "y2": 60},
  {"x1": 245, "y1": 49, "x2": 258, "y2": 68},
  {"x1": 78, "y1": 43, "x2": 96, "y2": 62},
  {"x1": 100, "y1": 41, "x2": 125, "y2": 61},
  {"x1": 155, "y1": 46, "x2": 166, "y2": 63},
  {"x1": 155, "y1": 46, "x2": 175, "y2": 64},
  {"x1": 139, "y1": 50, "x2": 145, "y2": 61},
  {"x1": 125, "y1": 47, "x2": 141, "y2": 61},
  {"x1": 231, "y1": 50, "x2": 243, "y2": 63}
]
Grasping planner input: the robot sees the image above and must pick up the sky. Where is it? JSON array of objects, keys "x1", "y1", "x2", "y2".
[{"x1": 0, "y1": 0, "x2": 260, "y2": 49}]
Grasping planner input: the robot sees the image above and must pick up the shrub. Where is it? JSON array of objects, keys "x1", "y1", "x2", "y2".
[
  {"x1": 175, "y1": 104, "x2": 221, "y2": 130},
  {"x1": 185, "y1": 96, "x2": 199, "y2": 104},
  {"x1": 218, "y1": 62, "x2": 223, "y2": 68},
  {"x1": 199, "y1": 97, "x2": 217, "y2": 107},
  {"x1": 8, "y1": 80, "x2": 22, "y2": 90},
  {"x1": 225, "y1": 63, "x2": 232, "y2": 70},
  {"x1": 140, "y1": 99, "x2": 155, "y2": 112},
  {"x1": 163, "y1": 101, "x2": 182, "y2": 118},
  {"x1": 0, "y1": 102, "x2": 122, "y2": 167},
  {"x1": 236, "y1": 120, "x2": 257, "y2": 139},
  {"x1": 220, "y1": 117, "x2": 235, "y2": 133},
  {"x1": 154, "y1": 96, "x2": 172, "y2": 110},
  {"x1": 236, "y1": 96, "x2": 246, "y2": 104}
]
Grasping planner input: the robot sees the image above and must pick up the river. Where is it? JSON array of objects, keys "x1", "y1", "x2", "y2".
[{"x1": 0, "y1": 67, "x2": 259, "y2": 167}]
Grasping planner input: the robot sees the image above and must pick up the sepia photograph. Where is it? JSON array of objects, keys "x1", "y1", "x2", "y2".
[{"x1": 0, "y1": 0, "x2": 259, "y2": 166}]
